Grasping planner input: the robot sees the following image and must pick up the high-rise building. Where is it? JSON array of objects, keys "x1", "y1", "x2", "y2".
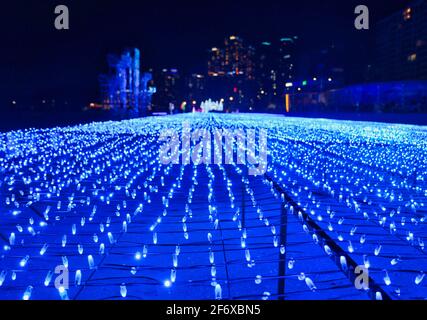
[
  {"x1": 208, "y1": 47, "x2": 225, "y2": 77},
  {"x1": 206, "y1": 36, "x2": 257, "y2": 111},
  {"x1": 256, "y1": 41, "x2": 278, "y2": 106},
  {"x1": 151, "y1": 68, "x2": 182, "y2": 111},
  {"x1": 255, "y1": 37, "x2": 299, "y2": 111},
  {"x1": 374, "y1": 0, "x2": 427, "y2": 81},
  {"x1": 278, "y1": 37, "x2": 298, "y2": 83},
  {"x1": 208, "y1": 35, "x2": 255, "y2": 80},
  {"x1": 186, "y1": 73, "x2": 205, "y2": 102}
]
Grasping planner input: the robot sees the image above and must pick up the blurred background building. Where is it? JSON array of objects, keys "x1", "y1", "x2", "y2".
[
  {"x1": 97, "y1": 0, "x2": 427, "y2": 118},
  {"x1": 151, "y1": 68, "x2": 182, "y2": 112},
  {"x1": 287, "y1": 0, "x2": 427, "y2": 114},
  {"x1": 206, "y1": 36, "x2": 256, "y2": 111},
  {"x1": 98, "y1": 48, "x2": 155, "y2": 117},
  {"x1": 374, "y1": 0, "x2": 427, "y2": 81}
]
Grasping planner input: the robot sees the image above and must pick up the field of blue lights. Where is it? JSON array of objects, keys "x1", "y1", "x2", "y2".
[{"x1": 0, "y1": 113, "x2": 426, "y2": 300}]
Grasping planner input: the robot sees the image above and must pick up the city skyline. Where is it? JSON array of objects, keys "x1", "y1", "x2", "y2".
[{"x1": 0, "y1": 0, "x2": 415, "y2": 108}]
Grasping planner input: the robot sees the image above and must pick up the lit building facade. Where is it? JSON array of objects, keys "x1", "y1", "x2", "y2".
[
  {"x1": 374, "y1": 0, "x2": 427, "y2": 81},
  {"x1": 207, "y1": 36, "x2": 257, "y2": 111},
  {"x1": 278, "y1": 37, "x2": 298, "y2": 84},
  {"x1": 255, "y1": 37, "x2": 299, "y2": 111},
  {"x1": 208, "y1": 47, "x2": 225, "y2": 77},
  {"x1": 208, "y1": 36, "x2": 255, "y2": 80},
  {"x1": 151, "y1": 68, "x2": 183, "y2": 112},
  {"x1": 186, "y1": 73, "x2": 205, "y2": 104}
]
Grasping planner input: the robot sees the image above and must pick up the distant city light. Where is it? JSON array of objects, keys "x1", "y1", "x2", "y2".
[
  {"x1": 328, "y1": 78, "x2": 332, "y2": 82},
  {"x1": 403, "y1": 7, "x2": 412, "y2": 20},
  {"x1": 280, "y1": 37, "x2": 294, "y2": 43},
  {"x1": 408, "y1": 53, "x2": 417, "y2": 62},
  {"x1": 313, "y1": 77, "x2": 317, "y2": 81},
  {"x1": 285, "y1": 82, "x2": 293, "y2": 88}
]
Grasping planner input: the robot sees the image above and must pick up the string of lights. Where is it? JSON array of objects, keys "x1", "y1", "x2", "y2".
[{"x1": 0, "y1": 113, "x2": 426, "y2": 300}]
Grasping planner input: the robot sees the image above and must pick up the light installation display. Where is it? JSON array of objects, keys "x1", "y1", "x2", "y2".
[
  {"x1": 0, "y1": 113, "x2": 426, "y2": 300},
  {"x1": 98, "y1": 48, "x2": 154, "y2": 116},
  {"x1": 200, "y1": 99, "x2": 224, "y2": 113}
]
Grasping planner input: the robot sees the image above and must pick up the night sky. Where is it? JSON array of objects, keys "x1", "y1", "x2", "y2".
[{"x1": 0, "y1": 0, "x2": 414, "y2": 107}]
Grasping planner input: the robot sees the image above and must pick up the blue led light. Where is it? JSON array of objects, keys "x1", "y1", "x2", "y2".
[{"x1": 0, "y1": 113, "x2": 426, "y2": 300}]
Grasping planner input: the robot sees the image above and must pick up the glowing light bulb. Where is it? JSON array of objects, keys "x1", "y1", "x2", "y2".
[
  {"x1": 75, "y1": 270, "x2": 82, "y2": 286},
  {"x1": 20, "y1": 255, "x2": 30, "y2": 267},
  {"x1": 120, "y1": 284, "x2": 127, "y2": 298},
  {"x1": 215, "y1": 284, "x2": 222, "y2": 300},
  {"x1": 22, "y1": 286, "x2": 33, "y2": 300},
  {"x1": 88, "y1": 255, "x2": 95, "y2": 269},
  {"x1": 135, "y1": 251, "x2": 142, "y2": 260}
]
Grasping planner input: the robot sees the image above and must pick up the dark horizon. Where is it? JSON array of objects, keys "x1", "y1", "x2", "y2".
[{"x1": 0, "y1": 0, "x2": 415, "y2": 107}]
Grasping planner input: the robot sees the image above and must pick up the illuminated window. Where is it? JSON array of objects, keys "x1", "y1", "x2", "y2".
[
  {"x1": 403, "y1": 7, "x2": 412, "y2": 21},
  {"x1": 408, "y1": 53, "x2": 417, "y2": 62}
]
